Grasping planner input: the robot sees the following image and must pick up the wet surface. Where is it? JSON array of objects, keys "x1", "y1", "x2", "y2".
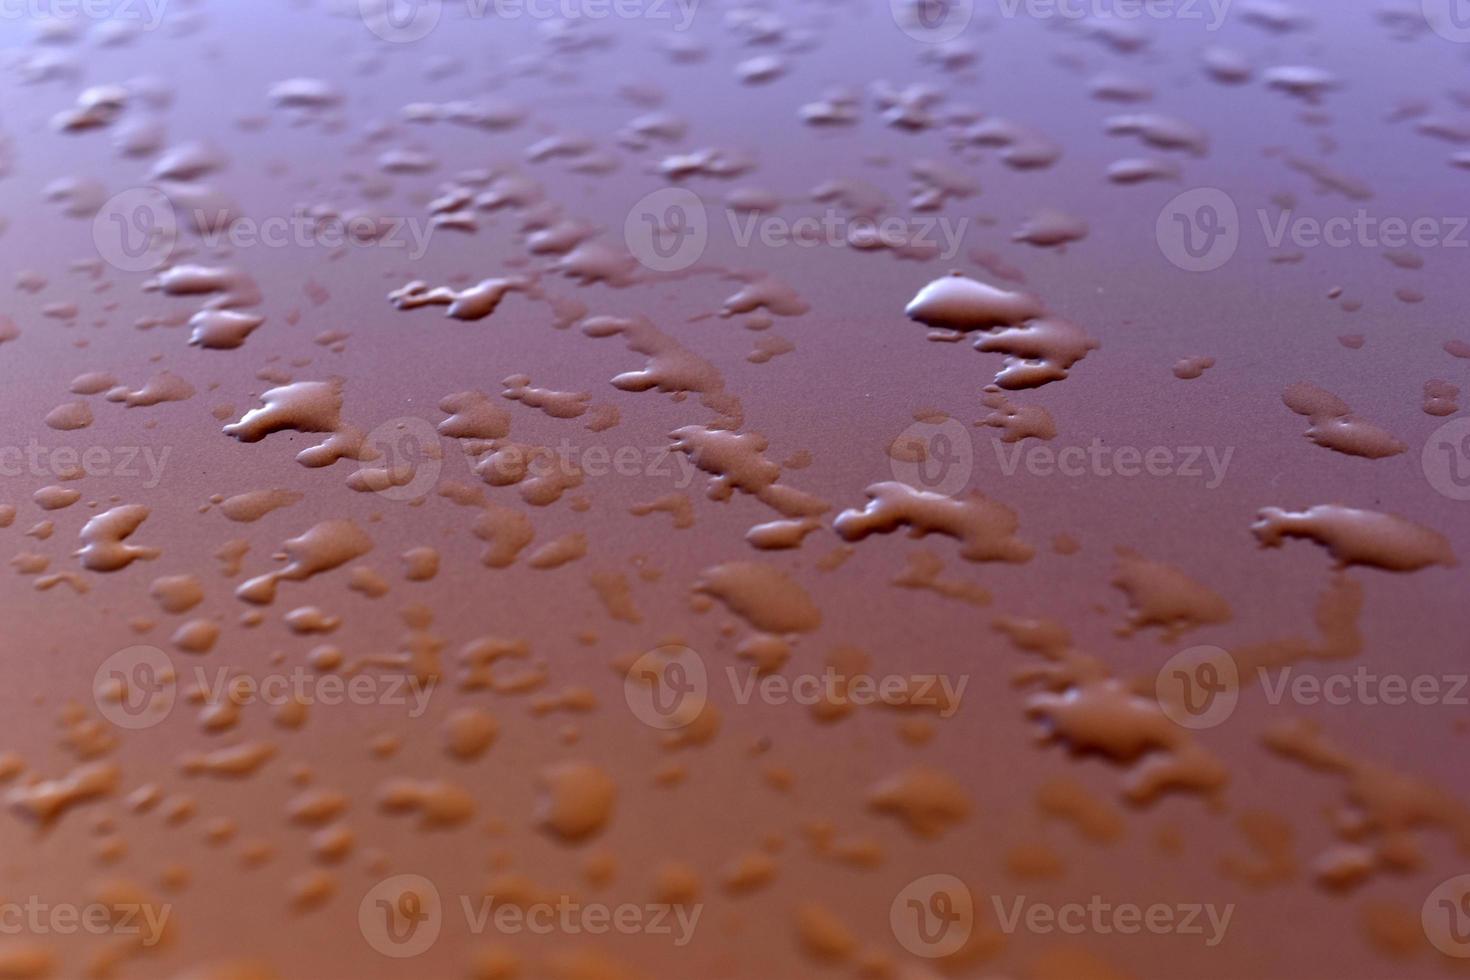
[{"x1": 0, "y1": 0, "x2": 1469, "y2": 977}]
